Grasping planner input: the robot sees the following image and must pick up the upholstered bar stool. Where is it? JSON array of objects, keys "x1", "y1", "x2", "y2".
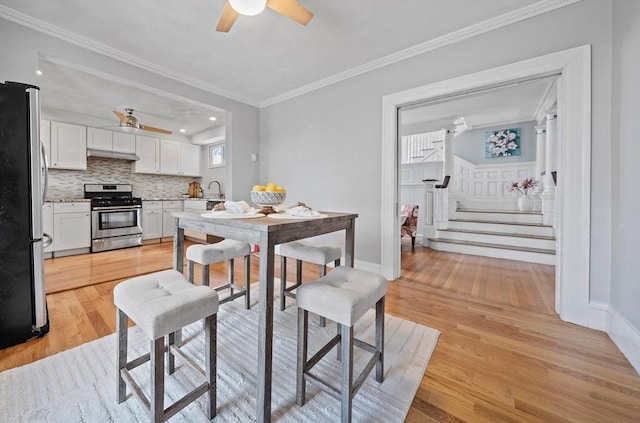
[
  {"x1": 114, "y1": 270, "x2": 219, "y2": 422},
  {"x1": 277, "y1": 241, "x2": 341, "y2": 320},
  {"x1": 186, "y1": 239, "x2": 252, "y2": 309},
  {"x1": 296, "y1": 266, "x2": 387, "y2": 423}
]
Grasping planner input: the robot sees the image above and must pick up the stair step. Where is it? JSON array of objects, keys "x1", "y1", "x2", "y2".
[
  {"x1": 437, "y1": 228, "x2": 555, "y2": 249},
  {"x1": 427, "y1": 238, "x2": 556, "y2": 265},
  {"x1": 454, "y1": 209, "x2": 543, "y2": 224},
  {"x1": 448, "y1": 219, "x2": 554, "y2": 236}
]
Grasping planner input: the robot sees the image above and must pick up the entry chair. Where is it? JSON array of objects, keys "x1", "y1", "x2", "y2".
[{"x1": 400, "y1": 204, "x2": 419, "y2": 248}]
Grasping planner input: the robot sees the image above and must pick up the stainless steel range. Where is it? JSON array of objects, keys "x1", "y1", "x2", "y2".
[{"x1": 84, "y1": 184, "x2": 142, "y2": 252}]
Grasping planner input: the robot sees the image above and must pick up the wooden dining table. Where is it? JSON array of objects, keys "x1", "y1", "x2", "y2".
[{"x1": 172, "y1": 210, "x2": 358, "y2": 422}]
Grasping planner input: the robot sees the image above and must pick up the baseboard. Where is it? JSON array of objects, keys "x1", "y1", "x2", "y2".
[
  {"x1": 588, "y1": 300, "x2": 609, "y2": 331},
  {"x1": 606, "y1": 306, "x2": 640, "y2": 376},
  {"x1": 353, "y1": 259, "x2": 383, "y2": 275}
]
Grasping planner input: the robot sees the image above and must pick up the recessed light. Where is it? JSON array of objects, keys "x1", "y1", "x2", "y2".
[
  {"x1": 209, "y1": 116, "x2": 217, "y2": 121},
  {"x1": 36, "y1": 70, "x2": 43, "y2": 76},
  {"x1": 179, "y1": 128, "x2": 187, "y2": 133}
]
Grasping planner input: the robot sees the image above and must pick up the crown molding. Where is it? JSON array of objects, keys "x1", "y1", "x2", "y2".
[
  {"x1": 0, "y1": 5, "x2": 260, "y2": 107},
  {"x1": 260, "y1": 0, "x2": 582, "y2": 107},
  {"x1": 1, "y1": 0, "x2": 581, "y2": 109}
]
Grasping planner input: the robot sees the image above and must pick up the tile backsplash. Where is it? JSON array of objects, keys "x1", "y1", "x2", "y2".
[{"x1": 46, "y1": 157, "x2": 200, "y2": 199}]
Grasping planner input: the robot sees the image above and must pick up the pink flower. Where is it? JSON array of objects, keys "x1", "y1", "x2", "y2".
[{"x1": 507, "y1": 178, "x2": 539, "y2": 195}]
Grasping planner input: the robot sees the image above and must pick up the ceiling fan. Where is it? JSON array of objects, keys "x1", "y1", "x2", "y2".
[
  {"x1": 216, "y1": 0, "x2": 313, "y2": 33},
  {"x1": 113, "y1": 108, "x2": 172, "y2": 135}
]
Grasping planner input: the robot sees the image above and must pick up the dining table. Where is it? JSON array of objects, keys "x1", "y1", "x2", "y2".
[{"x1": 172, "y1": 209, "x2": 358, "y2": 422}]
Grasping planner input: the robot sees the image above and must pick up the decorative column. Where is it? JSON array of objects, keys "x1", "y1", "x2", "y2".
[
  {"x1": 442, "y1": 126, "x2": 456, "y2": 219},
  {"x1": 541, "y1": 112, "x2": 557, "y2": 226},
  {"x1": 534, "y1": 124, "x2": 546, "y2": 211},
  {"x1": 422, "y1": 179, "x2": 438, "y2": 246}
]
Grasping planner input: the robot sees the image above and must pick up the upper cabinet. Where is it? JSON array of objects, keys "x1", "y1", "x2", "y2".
[
  {"x1": 86, "y1": 127, "x2": 112, "y2": 151},
  {"x1": 112, "y1": 132, "x2": 136, "y2": 153},
  {"x1": 134, "y1": 135, "x2": 161, "y2": 174},
  {"x1": 87, "y1": 127, "x2": 136, "y2": 154},
  {"x1": 159, "y1": 139, "x2": 201, "y2": 177},
  {"x1": 50, "y1": 122, "x2": 87, "y2": 170}
]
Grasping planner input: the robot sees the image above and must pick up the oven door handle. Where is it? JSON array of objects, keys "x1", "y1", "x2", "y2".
[{"x1": 92, "y1": 205, "x2": 142, "y2": 211}]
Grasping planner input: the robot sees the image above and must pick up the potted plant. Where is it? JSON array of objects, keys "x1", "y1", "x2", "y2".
[{"x1": 508, "y1": 177, "x2": 538, "y2": 211}]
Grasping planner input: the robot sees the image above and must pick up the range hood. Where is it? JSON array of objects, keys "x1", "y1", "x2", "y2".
[{"x1": 86, "y1": 148, "x2": 140, "y2": 161}]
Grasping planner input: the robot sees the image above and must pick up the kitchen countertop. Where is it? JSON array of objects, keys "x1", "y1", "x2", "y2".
[
  {"x1": 141, "y1": 197, "x2": 225, "y2": 202},
  {"x1": 45, "y1": 198, "x2": 91, "y2": 203}
]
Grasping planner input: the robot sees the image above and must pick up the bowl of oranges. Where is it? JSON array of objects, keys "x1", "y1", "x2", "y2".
[{"x1": 251, "y1": 183, "x2": 286, "y2": 214}]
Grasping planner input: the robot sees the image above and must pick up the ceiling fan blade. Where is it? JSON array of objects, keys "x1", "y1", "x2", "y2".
[
  {"x1": 139, "y1": 124, "x2": 173, "y2": 135},
  {"x1": 266, "y1": 0, "x2": 313, "y2": 25},
  {"x1": 216, "y1": 1, "x2": 240, "y2": 32},
  {"x1": 113, "y1": 111, "x2": 126, "y2": 121}
]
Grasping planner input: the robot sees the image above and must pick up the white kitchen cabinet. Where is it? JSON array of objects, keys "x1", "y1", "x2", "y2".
[
  {"x1": 134, "y1": 135, "x2": 161, "y2": 174},
  {"x1": 160, "y1": 139, "x2": 181, "y2": 175},
  {"x1": 180, "y1": 143, "x2": 201, "y2": 176},
  {"x1": 112, "y1": 132, "x2": 136, "y2": 153},
  {"x1": 162, "y1": 200, "x2": 183, "y2": 238},
  {"x1": 50, "y1": 121, "x2": 87, "y2": 170},
  {"x1": 142, "y1": 201, "x2": 163, "y2": 240},
  {"x1": 40, "y1": 119, "x2": 51, "y2": 162},
  {"x1": 42, "y1": 202, "x2": 54, "y2": 256},
  {"x1": 52, "y1": 202, "x2": 91, "y2": 253},
  {"x1": 86, "y1": 127, "x2": 113, "y2": 151},
  {"x1": 160, "y1": 140, "x2": 201, "y2": 176}
]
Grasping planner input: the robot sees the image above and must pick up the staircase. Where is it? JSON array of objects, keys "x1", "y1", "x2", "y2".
[{"x1": 427, "y1": 209, "x2": 556, "y2": 265}]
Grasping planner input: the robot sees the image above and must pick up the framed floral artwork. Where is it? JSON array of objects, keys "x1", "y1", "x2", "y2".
[{"x1": 484, "y1": 128, "x2": 520, "y2": 158}]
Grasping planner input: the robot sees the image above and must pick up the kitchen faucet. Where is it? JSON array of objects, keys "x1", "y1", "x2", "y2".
[{"x1": 207, "y1": 180, "x2": 224, "y2": 199}]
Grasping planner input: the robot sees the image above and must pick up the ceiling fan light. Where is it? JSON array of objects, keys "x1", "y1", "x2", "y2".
[{"x1": 229, "y1": 0, "x2": 266, "y2": 16}]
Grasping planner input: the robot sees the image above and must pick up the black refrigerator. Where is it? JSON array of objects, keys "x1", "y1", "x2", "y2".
[{"x1": 0, "y1": 81, "x2": 50, "y2": 349}]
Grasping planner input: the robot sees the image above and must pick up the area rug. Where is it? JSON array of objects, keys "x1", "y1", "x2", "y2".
[{"x1": 0, "y1": 287, "x2": 440, "y2": 422}]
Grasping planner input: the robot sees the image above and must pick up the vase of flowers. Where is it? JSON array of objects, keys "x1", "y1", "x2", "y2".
[{"x1": 508, "y1": 177, "x2": 538, "y2": 212}]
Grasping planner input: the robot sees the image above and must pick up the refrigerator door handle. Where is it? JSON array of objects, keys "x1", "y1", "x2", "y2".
[
  {"x1": 41, "y1": 142, "x2": 49, "y2": 204},
  {"x1": 43, "y1": 233, "x2": 53, "y2": 248},
  {"x1": 28, "y1": 87, "x2": 43, "y2": 239}
]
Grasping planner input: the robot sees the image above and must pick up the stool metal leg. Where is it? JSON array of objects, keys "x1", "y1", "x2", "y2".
[
  {"x1": 340, "y1": 323, "x2": 354, "y2": 423},
  {"x1": 168, "y1": 332, "x2": 176, "y2": 374},
  {"x1": 151, "y1": 337, "x2": 165, "y2": 423},
  {"x1": 187, "y1": 260, "x2": 195, "y2": 283},
  {"x1": 202, "y1": 264, "x2": 210, "y2": 286},
  {"x1": 228, "y1": 258, "x2": 234, "y2": 296},
  {"x1": 280, "y1": 256, "x2": 287, "y2": 311},
  {"x1": 244, "y1": 254, "x2": 251, "y2": 309},
  {"x1": 318, "y1": 264, "x2": 328, "y2": 327},
  {"x1": 116, "y1": 308, "x2": 128, "y2": 403},
  {"x1": 205, "y1": 313, "x2": 217, "y2": 419},
  {"x1": 376, "y1": 297, "x2": 385, "y2": 382},
  {"x1": 296, "y1": 308, "x2": 309, "y2": 406}
]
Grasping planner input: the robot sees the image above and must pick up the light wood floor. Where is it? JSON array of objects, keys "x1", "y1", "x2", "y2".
[{"x1": 1, "y1": 243, "x2": 639, "y2": 422}]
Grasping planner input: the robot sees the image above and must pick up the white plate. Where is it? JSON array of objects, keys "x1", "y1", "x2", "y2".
[
  {"x1": 267, "y1": 213, "x2": 328, "y2": 219},
  {"x1": 201, "y1": 211, "x2": 265, "y2": 219}
]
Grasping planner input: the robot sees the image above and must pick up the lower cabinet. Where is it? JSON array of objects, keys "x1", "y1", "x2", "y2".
[
  {"x1": 162, "y1": 201, "x2": 183, "y2": 238},
  {"x1": 142, "y1": 200, "x2": 183, "y2": 241},
  {"x1": 52, "y1": 202, "x2": 91, "y2": 255},
  {"x1": 142, "y1": 201, "x2": 163, "y2": 240}
]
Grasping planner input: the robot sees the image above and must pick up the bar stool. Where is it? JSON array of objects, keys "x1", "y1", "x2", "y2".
[
  {"x1": 114, "y1": 269, "x2": 219, "y2": 422},
  {"x1": 186, "y1": 239, "x2": 252, "y2": 309},
  {"x1": 296, "y1": 266, "x2": 387, "y2": 423},
  {"x1": 276, "y1": 240, "x2": 341, "y2": 314}
]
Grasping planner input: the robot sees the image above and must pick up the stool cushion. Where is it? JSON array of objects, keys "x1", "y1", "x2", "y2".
[
  {"x1": 296, "y1": 266, "x2": 387, "y2": 326},
  {"x1": 276, "y1": 241, "x2": 342, "y2": 265},
  {"x1": 187, "y1": 239, "x2": 251, "y2": 265},
  {"x1": 114, "y1": 270, "x2": 219, "y2": 340}
]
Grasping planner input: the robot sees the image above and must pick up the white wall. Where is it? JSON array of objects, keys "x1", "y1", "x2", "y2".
[
  {"x1": 0, "y1": 19, "x2": 260, "y2": 204},
  {"x1": 260, "y1": 0, "x2": 613, "y2": 290},
  {"x1": 610, "y1": 0, "x2": 640, "y2": 361}
]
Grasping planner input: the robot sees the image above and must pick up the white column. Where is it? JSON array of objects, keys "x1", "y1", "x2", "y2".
[
  {"x1": 442, "y1": 127, "x2": 456, "y2": 218},
  {"x1": 422, "y1": 180, "x2": 437, "y2": 245},
  {"x1": 534, "y1": 125, "x2": 546, "y2": 211},
  {"x1": 541, "y1": 112, "x2": 557, "y2": 225}
]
